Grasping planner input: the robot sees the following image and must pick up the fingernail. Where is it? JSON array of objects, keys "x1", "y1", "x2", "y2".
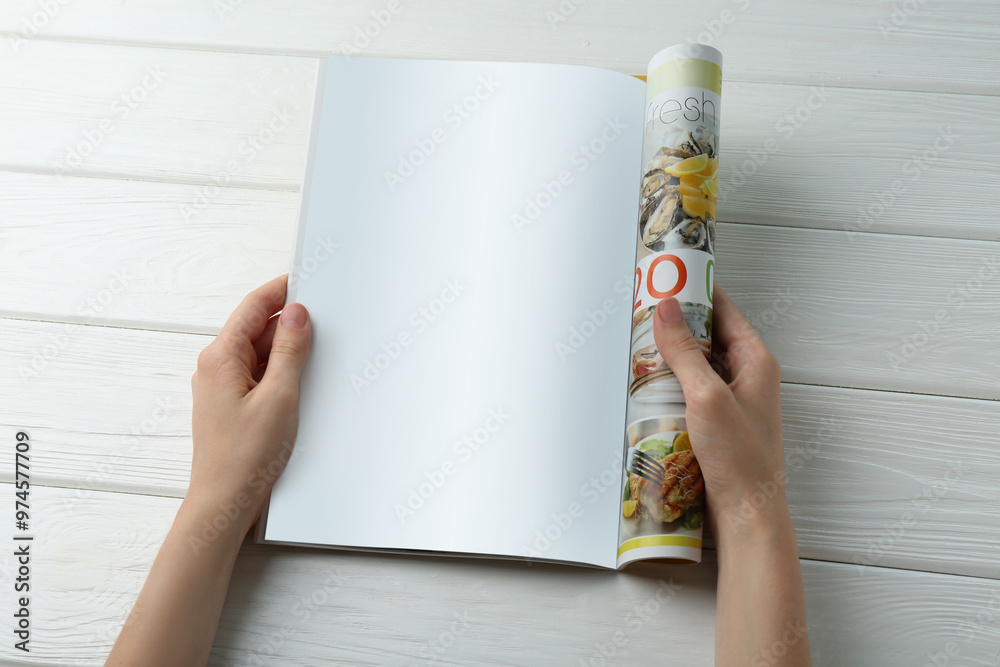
[
  {"x1": 280, "y1": 303, "x2": 307, "y2": 329},
  {"x1": 656, "y1": 298, "x2": 684, "y2": 324}
]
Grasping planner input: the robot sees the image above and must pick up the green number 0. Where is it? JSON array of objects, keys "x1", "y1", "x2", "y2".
[{"x1": 706, "y1": 259, "x2": 715, "y2": 305}]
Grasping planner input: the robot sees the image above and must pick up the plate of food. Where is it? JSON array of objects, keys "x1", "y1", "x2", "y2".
[{"x1": 621, "y1": 430, "x2": 704, "y2": 534}]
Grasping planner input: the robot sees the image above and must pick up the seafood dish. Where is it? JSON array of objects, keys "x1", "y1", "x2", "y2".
[{"x1": 638, "y1": 125, "x2": 719, "y2": 254}]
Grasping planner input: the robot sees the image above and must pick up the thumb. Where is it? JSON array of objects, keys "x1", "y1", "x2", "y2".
[
  {"x1": 652, "y1": 298, "x2": 723, "y2": 400},
  {"x1": 261, "y1": 302, "x2": 312, "y2": 395}
]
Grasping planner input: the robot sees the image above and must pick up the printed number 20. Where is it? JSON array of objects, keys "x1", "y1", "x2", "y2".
[{"x1": 633, "y1": 254, "x2": 712, "y2": 311}]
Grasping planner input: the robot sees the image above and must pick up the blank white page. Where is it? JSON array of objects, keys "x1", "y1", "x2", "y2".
[{"x1": 264, "y1": 56, "x2": 644, "y2": 569}]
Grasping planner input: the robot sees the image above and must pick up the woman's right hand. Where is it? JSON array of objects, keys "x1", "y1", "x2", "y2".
[
  {"x1": 651, "y1": 284, "x2": 787, "y2": 544},
  {"x1": 653, "y1": 284, "x2": 811, "y2": 666}
]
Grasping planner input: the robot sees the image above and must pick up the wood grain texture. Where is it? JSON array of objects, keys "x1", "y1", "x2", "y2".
[
  {"x1": 3, "y1": 175, "x2": 998, "y2": 399},
  {"x1": 720, "y1": 83, "x2": 1000, "y2": 242},
  {"x1": 780, "y1": 384, "x2": 1000, "y2": 579},
  {"x1": 1, "y1": 0, "x2": 997, "y2": 95},
  {"x1": 718, "y1": 224, "x2": 1000, "y2": 400},
  {"x1": 3, "y1": 318, "x2": 999, "y2": 579},
  {"x1": 1, "y1": 2, "x2": 999, "y2": 665},
  {"x1": 0, "y1": 43, "x2": 315, "y2": 188},
  {"x1": 0, "y1": 485, "x2": 997, "y2": 666},
  {"x1": 3, "y1": 44, "x2": 999, "y2": 241},
  {"x1": 0, "y1": 173, "x2": 296, "y2": 334}
]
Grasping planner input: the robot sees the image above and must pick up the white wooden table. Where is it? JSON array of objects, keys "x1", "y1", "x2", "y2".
[{"x1": 1, "y1": 2, "x2": 999, "y2": 665}]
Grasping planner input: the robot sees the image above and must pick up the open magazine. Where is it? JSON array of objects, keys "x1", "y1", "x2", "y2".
[{"x1": 258, "y1": 44, "x2": 722, "y2": 570}]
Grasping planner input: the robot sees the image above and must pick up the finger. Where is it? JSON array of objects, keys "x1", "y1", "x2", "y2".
[
  {"x1": 711, "y1": 284, "x2": 781, "y2": 394},
  {"x1": 253, "y1": 314, "x2": 280, "y2": 367},
  {"x1": 258, "y1": 302, "x2": 312, "y2": 399},
  {"x1": 217, "y1": 275, "x2": 289, "y2": 371},
  {"x1": 711, "y1": 284, "x2": 759, "y2": 351},
  {"x1": 652, "y1": 298, "x2": 729, "y2": 405}
]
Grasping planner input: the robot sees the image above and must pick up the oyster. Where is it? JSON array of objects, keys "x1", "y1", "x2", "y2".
[
  {"x1": 677, "y1": 134, "x2": 703, "y2": 158},
  {"x1": 640, "y1": 168, "x2": 671, "y2": 203},
  {"x1": 661, "y1": 216, "x2": 713, "y2": 253},
  {"x1": 640, "y1": 186, "x2": 684, "y2": 250},
  {"x1": 690, "y1": 125, "x2": 717, "y2": 158},
  {"x1": 659, "y1": 124, "x2": 717, "y2": 159}
]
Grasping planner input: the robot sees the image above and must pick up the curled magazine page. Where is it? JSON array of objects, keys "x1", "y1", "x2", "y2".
[{"x1": 617, "y1": 44, "x2": 722, "y2": 568}]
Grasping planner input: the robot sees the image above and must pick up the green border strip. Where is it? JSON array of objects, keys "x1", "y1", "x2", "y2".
[
  {"x1": 617, "y1": 535, "x2": 702, "y2": 557},
  {"x1": 647, "y1": 58, "x2": 722, "y2": 96}
]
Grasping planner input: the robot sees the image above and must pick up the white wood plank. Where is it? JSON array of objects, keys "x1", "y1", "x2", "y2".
[
  {"x1": 800, "y1": 560, "x2": 1000, "y2": 667},
  {"x1": 0, "y1": 485, "x2": 998, "y2": 666},
  {"x1": 3, "y1": 174, "x2": 998, "y2": 398},
  {"x1": 0, "y1": 4, "x2": 995, "y2": 666},
  {"x1": 3, "y1": 318, "x2": 999, "y2": 579},
  {"x1": 0, "y1": 43, "x2": 315, "y2": 188},
  {"x1": 0, "y1": 173, "x2": 296, "y2": 334},
  {"x1": 3, "y1": 43, "x2": 999, "y2": 241},
  {"x1": 0, "y1": 318, "x2": 200, "y2": 495},
  {"x1": 780, "y1": 384, "x2": 1000, "y2": 579},
  {"x1": 720, "y1": 83, "x2": 1000, "y2": 242},
  {"x1": 1, "y1": 0, "x2": 997, "y2": 94},
  {"x1": 718, "y1": 224, "x2": 1000, "y2": 400}
]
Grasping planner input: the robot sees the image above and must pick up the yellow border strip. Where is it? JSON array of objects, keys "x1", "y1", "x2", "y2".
[
  {"x1": 647, "y1": 58, "x2": 722, "y2": 96},
  {"x1": 618, "y1": 535, "x2": 702, "y2": 557}
]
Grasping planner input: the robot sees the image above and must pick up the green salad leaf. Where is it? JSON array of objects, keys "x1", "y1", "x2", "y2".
[
  {"x1": 683, "y1": 511, "x2": 704, "y2": 531},
  {"x1": 638, "y1": 438, "x2": 672, "y2": 459}
]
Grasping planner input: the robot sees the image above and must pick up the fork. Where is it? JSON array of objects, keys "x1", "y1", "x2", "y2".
[{"x1": 627, "y1": 447, "x2": 667, "y2": 486}]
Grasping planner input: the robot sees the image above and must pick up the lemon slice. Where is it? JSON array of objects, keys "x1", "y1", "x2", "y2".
[
  {"x1": 682, "y1": 195, "x2": 715, "y2": 220},
  {"x1": 673, "y1": 431, "x2": 692, "y2": 452},
  {"x1": 665, "y1": 153, "x2": 709, "y2": 176},
  {"x1": 700, "y1": 179, "x2": 718, "y2": 197},
  {"x1": 680, "y1": 173, "x2": 710, "y2": 188},
  {"x1": 623, "y1": 499, "x2": 638, "y2": 518},
  {"x1": 704, "y1": 157, "x2": 719, "y2": 178},
  {"x1": 678, "y1": 184, "x2": 702, "y2": 198}
]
